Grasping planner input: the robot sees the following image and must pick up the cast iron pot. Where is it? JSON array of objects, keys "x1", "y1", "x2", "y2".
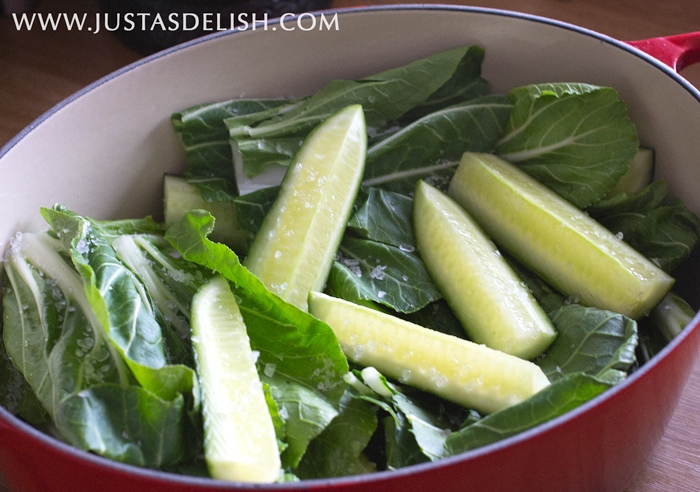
[{"x1": 1, "y1": 5, "x2": 700, "y2": 492}]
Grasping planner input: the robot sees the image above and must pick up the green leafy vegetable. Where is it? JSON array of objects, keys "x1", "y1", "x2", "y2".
[
  {"x1": 172, "y1": 98, "x2": 295, "y2": 198},
  {"x1": 536, "y1": 305, "x2": 638, "y2": 383},
  {"x1": 2, "y1": 226, "x2": 200, "y2": 468},
  {"x1": 184, "y1": 176, "x2": 239, "y2": 203},
  {"x1": 0, "y1": 299, "x2": 49, "y2": 425},
  {"x1": 327, "y1": 237, "x2": 441, "y2": 314},
  {"x1": 588, "y1": 181, "x2": 700, "y2": 273},
  {"x1": 496, "y1": 83, "x2": 639, "y2": 208},
  {"x1": 264, "y1": 376, "x2": 340, "y2": 469},
  {"x1": 222, "y1": 99, "x2": 305, "y2": 133},
  {"x1": 362, "y1": 94, "x2": 512, "y2": 195},
  {"x1": 347, "y1": 187, "x2": 415, "y2": 249},
  {"x1": 325, "y1": 187, "x2": 440, "y2": 314},
  {"x1": 235, "y1": 136, "x2": 305, "y2": 180},
  {"x1": 398, "y1": 299, "x2": 465, "y2": 339},
  {"x1": 231, "y1": 185, "x2": 280, "y2": 240},
  {"x1": 445, "y1": 373, "x2": 611, "y2": 455},
  {"x1": 346, "y1": 368, "x2": 468, "y2": 466},
  {"x1": 3, "y1": 234, "x2": 133, "y2": 416},
  {"x1": 384, "y1": 412, "x2": 427, "y2": 470},
  {"x1": 389, "y1": 391, "x2": 454, "y2": 462},
  {"x1": 55, "y1": 384, "x2": 191, "y2": 468},
  {"x1": 233, "y1": 46, "x2": 486, "y2": 141},
  {"x1": 91, "y1": 216, "x2": 165, "y2": 237},
  {"x1": 296, "y1": 386, "x2": 379, "y2": 478},
  {"x1": 636, "y1": 317, "x2": 669, "y2": 366},
  {"x1": 41, "y1": 207, "x2": 197, "y2": 403},
  {"x1": 395, "y1": 45, "x2": 491, "y2": 123},
  {"x1": 229, "y1": 46, "x2": 489, "y2": 179},
  {"x1": 174, "y1": 99, "x2": 295, "y2": 146},
  {"x1": 110, "y1": 234, "x2": 208, "y2": 366},
  {"x1": 649, "y1": 291, "x2": 696, "y2": 342}
]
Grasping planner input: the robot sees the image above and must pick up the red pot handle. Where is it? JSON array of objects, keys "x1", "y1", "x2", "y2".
[{"x1": 626, "y1": 32, "x2": 700, "y2": 72}]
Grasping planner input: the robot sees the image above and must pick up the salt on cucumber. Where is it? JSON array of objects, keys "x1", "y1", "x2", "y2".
[
  {"x1": 308, "y1": 291, "x2": 550, "y2": 414},
  {"x1": 605, "y1": 147, "x2": 655, "y2": 198},
  {"x1": 191, "y1": 275, "x2": 281, "y2": 483},
  {"x1": 163, "y1": 174, "x2": 248, "y2": 252},
  {"x1": 413, "y1": 180, "x2": 556, "y2": 360},
  {"x1": 448, "y1": 152, "x2": 674, "y2": 319},
  {"x1": 243, "y1": 105, "x2": 366, "y2": 311}
]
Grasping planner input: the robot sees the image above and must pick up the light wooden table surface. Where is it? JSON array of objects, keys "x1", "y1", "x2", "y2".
[{"x1": 1, "y1": 0, "x2": 700, "y2": 490}]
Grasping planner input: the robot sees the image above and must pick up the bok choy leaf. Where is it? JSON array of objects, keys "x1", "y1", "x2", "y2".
[
  {"x1": 362, "y1": 94, "x2": 512, "y2": 195},
  {"x1": 55, "y1": 384, "x2": 191, "y2": 468},
  {"x1": 230, "y1": 46, "x2": 488, "y2": 141},
  {"x1": 2, "y1": 227, "x2": 200, "y2": 468},
  {"x1": 346, "y1": 186, "x2": 415, "y2": 249},
  {"x1": 327, "y1": 237, "x2": 441, "y2": 314},
  {"x1": 588, "y1": 180, "x2": 700, "y2": 273},
  {"x1": 445, "y1": 373, "x2": 611, "y2": 455},
  {"x1": 536, "y1": 305, "x2": 638, "y2": 383},
  {"x1": 228, "y1": 45, "x2": 490, "y2": 179},
  {"x1": 0, "y1": 333, "x2": 47, "y2": 424},
  {"x1": 172, "y1": 98, "x2": 296, "y2": 199},
  {"x1": 41, "y1": 206, "x2": 198, "y2": 403},
  {"x1": 295, "y1": 385, "x2": 379, "y2": 478},
  {"x1": 264, "y1": 375, "x2": 341, "y2": 469},
  {"x1": 495, "y1": 83, "x2": 639, "y2": 208}
]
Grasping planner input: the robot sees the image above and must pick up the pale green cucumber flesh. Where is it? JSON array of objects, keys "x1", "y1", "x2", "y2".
[
  {"x1": 243, "y1": 105, "x2": 367, "y2": 311},
  {"x1": 308, "y1": 291, "x2": 551, "y2": 414},
  {"x1": 163, "y1": 174, "x2": 249, "y2": 252},
  {"x1": 191, "y1": 275, "x2": 281, "y2": 483},
  {"x1": 606, "y1": 147, "x2": 655, "y2": 198},
  {"x1": 414, "y1": 180, "x2": 556, "y2": 360},
  {"x1": 650, "y1": 291, "x2": 696, "y2": 342},
  {"x1": 447, "y1": 152, "x2": 674, "y2": 319}
]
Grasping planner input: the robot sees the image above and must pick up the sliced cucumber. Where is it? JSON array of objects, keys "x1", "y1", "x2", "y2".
[
  {"x1": 191, "y1": 275, "x2": 281, "y2": 483},
  {"x1": 448, "y1": 152, "x2": 674, "y2": 319},
  {"x1": 413, "y1": 180, "x2": 556, "y2": 359},
  {"x1": 650, "y1": 291, "x2": 696, "y2": 342},
  {"x1": 243, "y1": 105, "x2": 367, "y2": 311},
  {"x1": 163, "y1": 174, "x2": 248, "y2": 252},
  {"x1": 308, "y1": 291, "x2": 551, "y2": 414},
  {"x1": 606, "y1": 147, "x2": 655, "y2": 198}
]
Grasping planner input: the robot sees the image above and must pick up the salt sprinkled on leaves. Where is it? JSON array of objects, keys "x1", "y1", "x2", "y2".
[
  {"x1": 264, "y1": 363, "x2": 277, "y2": 378},
  {"x1": 370, "y1": 265, "x2": 387, "y2": 280}
]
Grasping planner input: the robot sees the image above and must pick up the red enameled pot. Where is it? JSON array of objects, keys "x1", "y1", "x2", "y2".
[{"x1": 1, "y1": 6, "x2": 700, "y2": 492}]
